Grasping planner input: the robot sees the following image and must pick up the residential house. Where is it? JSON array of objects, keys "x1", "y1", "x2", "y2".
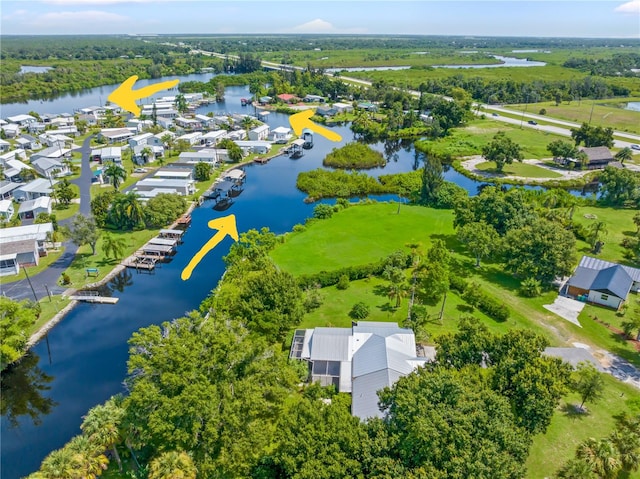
[
  {"x1": 6, "y1": 114, "x2": 37, "y2": 126},
  {"x1": 91, "y1": 147, "x2": 122, "y2": 165},
  {"x1": 15, "y1": 134, "x2": 41, "y2": 150},
  {"x1": 53, "y1": 126, "x2": 78, "y2": 137},
  {"x1": 195, "y1": 114, "x2": 216, "y2": 129},
  {"x1": 27, "y1": 122, "x2": 46, "y2": 134},
  {"x1": 128, "y1": 132, "x2": 155, "y2": 149},
  {"x1": 226, "y1": 130, "x2": 245, "y2": 141},
  {"x1": 1, "y1": 158, "x2": 32, "y2": 182},
  {"x1": 0, "y1": 139, "x2": 10, "y2": 152},
  {"x1": 132, "y1": 144, "x2": 164, "y2": 165},
  {"x1": 333, "y1": 102, "x2": 354, "y2": 114},
  {"x1": 50, "y1": 117, "x2": 75, "y2": 128},
  {"x1": 126, "y1": 119, "x2": 153, "y2": 132},
  {"x1": 559, "y1": 147, "x2": 615, "y2": 169},
  {"x1": 290, "y1": 322, "x2": 428, "y2": 419},
  {"x1": 315, "y1": 105, "x2": 337, "y2": 117},
  {"x1": 31, "y1": 157, "x2": 70, "y2": 179},
  {"x1": 13, "y1": 178, "x2": 56, "y2": 202},
  {"x1": 0, "y1": 181, "x2": 21, "y2": 200},
  {"x1": 39, "y1": 133, "x2": 73, "y2": 149},
  {"x1": 156, "y1": 117, "x2": 175, "y2": 129},
  {"x1": 248, "y1": 124, "x2": 270, "y2": 141},
  {"x1": 178, "y1": 149, "x2": 221, "y2": 164},
  {"x1": 175, "y1": 117, "x2": 202, "y2": 130},
  {"x1": 18, "y1": 196, "x2": 52, "y2": 220},
  {"x1": 270, "y1": 126, "x2": 292, "y2": 144},
  {"x1": 234, "y1": 140, "x2": 271, "y2": 155},
  {"x1": 202, "y1": 130, "x2": 227, "y2": 147},
  {"x1": 0, "y1": 239, "x2": 40, "y2": 276},
  {"x1": 77, "y1": 113, "x2": 98, "y2": 127},
  {"x1": 304, "y1": 94, "x2": 326, "y2": 103},
  {"x1": 277, "y1": 93, "x2": 298, "y2": 104},
  {"x1": 0, "y1": 199, "x2": 14, "y2": 220},
  {"x1": 1, "y1": 124, "x2": 21, "y2": 138},
  {"x1": 564, "y1": 255, "x2": 639, "y2": 310},
  {"x1": 31, "y1": 146, "x2": 70, "y2": 162},
  {"x1": 357, "y1": 101, "x2": 378, "y2": 112},
  {"x1": 154, "y1": 168, "x2": 193, "y2": 181},
  {"x1": 258, "y1": 96, "x2": 273, "y2": 105},
  {"x1": 135, "y1": 178, "x2": 195, "y2": 197},
  {"x1": 98, "y1": 128, "x2": 134, "y2": 144},
  {"x1": 177, "y1": 132, "x2": 203, "y2": 146}
]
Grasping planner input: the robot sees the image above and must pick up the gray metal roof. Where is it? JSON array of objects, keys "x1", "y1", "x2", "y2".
[
  {"x1": 579, "y1": 255, "x2": 640, "y2": 282},
  {"x1": 352, "y1": 334, "x2": 417, "y2": 378},
  {"x1": 567, "y1": 266, "x2": 599, "y2": 291},
  {"x1": 590, "y1": 265, "x2": 633, "y2": 299},
  {"x1": 308, "y1": 327, "x2": 351, "y2": 361},
  {"x1": 0, "y1": 181, "x2": 21, "y2": 195},
  {"x1": 352, "y1": 369, "x2": 405, "y2": 419}
]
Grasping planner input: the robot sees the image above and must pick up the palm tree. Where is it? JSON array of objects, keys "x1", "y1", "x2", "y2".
[
  {"x1": 39, "y1": 448, "x2": 78, "y2": 479},
  {"x1": 101, "y1": 233, "x2": 127, "y2": 261},
  {"x1": 577, "y1": 438, "x2": 621, "y2": 479},
  {"x1": 175, "y1": 93, "x2": 188, "y2": 114},
  {"x1": 387, "y1": 281, "x2": 407, "y2": 308},
  {"x1": 80, "y1": 400, "x2": 124, "y2": 472},
  {"x1": 556, "y1": 458, "x2": 596, "y2": 479},
  {"x1": 112, "y1": 191, "x2": 145, "y2": 230},
  {"x1": 611, "y1": 428, "x2": 640, "y2": 472},
  {"x1": 241, "y1": 115, "x2": 254, "y2": 140},
  {"x1": 587, "y1": 221, "x2": 608, "y2": 252},
  {"x1": 103, "y1": 162, "x2": 127, "y2": 191},
  {"x1": 161, "y1": 134, "x2": 174, "y2": 158},
  {"x1": 615, "y1": 147, "x2": 633, "y2": 164},
  {"x1": 66, "y1": 435, "x2": 109, "y2": 479},
  {"x1": 148, "y1": 451, "x2": 197, "y2": 479},
  {"x1": 140, "y1": 146, "x2": 153, "y2": 164}
]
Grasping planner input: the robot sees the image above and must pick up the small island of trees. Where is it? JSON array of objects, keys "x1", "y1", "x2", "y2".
[{"x1": 323, "y1": 142, "x2": 386, "y2": 169}]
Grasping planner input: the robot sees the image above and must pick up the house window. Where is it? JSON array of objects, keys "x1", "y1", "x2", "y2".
[{"x1": 601, "y1": 294, "x2": 609, "y2": 301}]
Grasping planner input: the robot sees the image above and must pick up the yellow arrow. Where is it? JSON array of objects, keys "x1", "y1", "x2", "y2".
[
  {"x1": 181, "y1": 215, "x2": 239, "y2": 281},
  {"x1": 289, "y1": 109, "x2": 342, "y2": 142},
  {"x1": 108, "y1": 75, "x2": 180, "y2": 117}
]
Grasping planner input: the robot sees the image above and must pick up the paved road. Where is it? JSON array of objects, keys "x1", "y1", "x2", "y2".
[{"x1": 0, "y1": 136, "x2": 93, "y2": 301}]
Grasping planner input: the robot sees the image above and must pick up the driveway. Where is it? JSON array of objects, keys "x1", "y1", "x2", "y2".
[
  {"x1": 0, "y1": 136, "x2": 93, "y2": 301},
  {"x1": 543, "y1": 295, "x2": 585, "y2": 327}
]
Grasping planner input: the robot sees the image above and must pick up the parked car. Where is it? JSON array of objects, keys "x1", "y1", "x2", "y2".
[
  {"x1": 134, "y1": 168, "x2": 148, "y2": 173},
  {"x1": 492, "y1": 113, "x2": 499, "y2": 117},
  {"x1": 631, "y1": 144, "x2": 640, "y2": 150},
  {"x1": 527, "y1": 120, "x2": 538, "y2": 125}
]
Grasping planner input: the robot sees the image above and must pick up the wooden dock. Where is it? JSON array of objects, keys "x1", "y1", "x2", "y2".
[
  {"x1": 123, "y1": 256, "x2": 158, "y2": 271},
  {"x1": 68, "y1": 293, "x2": 119, "y2": 304}
]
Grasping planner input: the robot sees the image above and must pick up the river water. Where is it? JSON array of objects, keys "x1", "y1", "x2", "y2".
[{"x1": 0, "y1": 76, "x2": 590, "y2": 478}]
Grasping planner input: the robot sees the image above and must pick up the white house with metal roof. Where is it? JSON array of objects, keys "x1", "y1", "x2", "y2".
[
  {"x1": 0, "y1": 199, "x2": 14, "y2": 220},
  {"x1": 290, "y1": 322, "x2": 428, "y2": 419},
  {"x1": 135, "y1": 178, "x2": 195, "y2": 196},
  {"x1": 13, "y1": 178, "x2": 56, "y2": 202},
  {"x1": 31, "y1": 157, "x2": 70, "y2": 179},
  {"x1": 18, "y1": 196, "x2": 52, "y2": 220},
  {"x1": 565, "y1": 255, "x2": 639, "y2": 310}
]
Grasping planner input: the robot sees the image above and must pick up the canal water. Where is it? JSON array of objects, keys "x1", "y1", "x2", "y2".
[{"x1": 0, "y1": 79, "x2": 590, "y2": 478}]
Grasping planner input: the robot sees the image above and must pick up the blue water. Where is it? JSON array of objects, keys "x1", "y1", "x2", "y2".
[{"x1": 20, "y1": 66, "x2": 53, "y2": 74}]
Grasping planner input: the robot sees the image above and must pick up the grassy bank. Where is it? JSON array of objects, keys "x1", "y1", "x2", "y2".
[{"x1": 475, "y1": 160, "x2": 563, "y2": 178}]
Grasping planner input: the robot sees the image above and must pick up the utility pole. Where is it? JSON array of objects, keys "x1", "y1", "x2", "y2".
[{"x1": 23, "y1": 267, "x2": 39, "y2": 303}]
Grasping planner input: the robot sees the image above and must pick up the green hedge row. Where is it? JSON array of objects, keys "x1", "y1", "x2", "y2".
[{"x1": 450, "y1": 275, "x2": 510, "y2": 322}]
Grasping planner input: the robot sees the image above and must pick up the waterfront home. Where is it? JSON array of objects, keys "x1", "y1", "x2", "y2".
[
  {"x1": 13, "y1": 179, "x2": 56, "y2": 202},
  {"x1": 1, "y1": 124, "x2": 21, "y2": 138},
  {"x1": 18, "y1": 196, "x2": 52, "y2": 220},
  {"x1": 333, "y1": 102, "x2": 354, "y2": 114},
  {"x1": 315, "y1": 105, "x2": 337, "y2": 117},
  {"x1": 290, "y1": 322, "x2": 428, "y2": 419},
  {"x1": 557, "y1": 147, "x2": 615, "y2": 170},
  {"x1": 226, "y1": 130, "x2": 246, "y2": 141},
  {"x1": 31, "y1": 157, "x2": 70, "y2": 179},
  {"x1": 202, "y1": 130, "x2": 227, "y2": 146},
  {"x1": 304, "y1": 94, "x2": 326, "y2": 103},
  {"x1": 178, "y1": 149, "x2": 221, "y2": 164},
  {"x1": 79, "y1": 106, "x2": 106, "y2": 117},
  {"x1": 277, "y1": 93, "x2": 299, "y2": 104},
  {"x1": 0, "y1": 199, "x2": 14, "y2": 220},
  {"x1": 248, "y1": 124, "x2": 270, "y2": 141},
  {"x1": 195, "y1": 114, "x2": 216, "y2": 128},
  {"x1": 0, "y1": 139, "x2": 10, "y2": 152},
  {"x1": 135, "y1": 178, "x2": 195, "y2": 196},
  {"x1": 50, "y1": 117, "x2": 75, "y2": 128},
  {"x1": 98, "y1": 128, "x2": 134, "y2": 144},
  {"x1": 77, "y1": 113, "x2": 98, "y2": 126},
  {"x1": 270, "y1": 126, "x2": 292, "y2": 144},
  {"x1": 2, "y1": 158, "x2": 32, "y2": 182},
  {"x1": 357, "y1": 101, "x2": 378, "y2": 112},
  {"x1": 91, "y1": 146, "x2": 122, "y2": 165},
  {"x1": 177, "y1": 132, "x2": 203, "y2": 146},
  {"x1": 0, "y1": 181, "x2": 21, "y2": 200},
  {"x1": 6, "y1": 114, "x2": 37, "y2": 126},
  {"x1": 234, "y1": 140, "x2": 271, "y2": 155},
  {"x1": 154, "y1": 168, "x2": 193, "y2": 181},
  {"x1": 564, "y1": 255, "x2": 640, "y2": 310},
  {"x1": 259, "y1": 96, "x2": 273, "y2": 105}
]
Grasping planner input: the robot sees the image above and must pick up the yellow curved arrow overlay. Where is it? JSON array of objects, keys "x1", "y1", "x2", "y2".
[
  {"x1": 108, "y1": 75, "x2": 180, "y2": 117},
  {"x1": 181, "y1": 215, "x2": 239, "y2": 281},
  {"x1": 289, "y1": 109, "x2": 342, "y2": 142}
]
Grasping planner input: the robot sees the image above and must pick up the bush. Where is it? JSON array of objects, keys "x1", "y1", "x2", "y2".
[
  {"x1": 313, "y1": 203, "x2": 334, "y2": 219},
  {"x1": 520, "y1": 277, "x2": 542, "y2": 297},
  {"x1": 336, "y1": 274, "x2": 350, "y2": 290},
  {"x1": 539, "y1": 108, "x2": 547, "y2": 115},
  {"x1": 61, "y1": 272, "x2": 71, "y2": 285},
  {"x1": 449, "y1": 274, "x2": 468, "y2": 293},
  {"x1": 463, "y1": 282, "x2": 509, "y2": 321},
  {"x1": 292, "y1": 224, "x2": 306, "y2": 233},
  {"x1": 323, "y1": 142, "x2": 385, "y2": 169},
  {"x1": 350, "y1": 301, "x2": 370, "y2": 319}
]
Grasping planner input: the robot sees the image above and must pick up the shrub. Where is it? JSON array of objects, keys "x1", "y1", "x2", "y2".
[
  {"x1": 520, "y1": 277, "x2": 542, "y2": 297},
  {"x1": 336, "y1": 274, "x2": 350, "y2": 290},
  {"x1": 323, "y1": 142, "x2": 385, "y2": 169},
  {"x1": 350, "y1": 301, "x2": 370, "y2": 319},
  {"x1": 449, "y1": 274, "x2": 468, "y2": 293},
  {"x1": 539, "y1": 108, "x2": 547, "y2": 115},
  {"x1": 292, "y1": 224, "x2": 306, "y2": 233},
  {"x1": 313, "y1": 203, "x2": 334, "y2": 219},
  {"x1": 61, "y1": 272, "x2": 71, "y2": 285},
  {"x1": 463, "y1": 282, "x2": 509, "y2": 321}
]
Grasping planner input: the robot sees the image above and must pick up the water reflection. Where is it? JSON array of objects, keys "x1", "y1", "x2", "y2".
[{"x1": 1, "y1": 352, "x2": 57, "y2": 428}]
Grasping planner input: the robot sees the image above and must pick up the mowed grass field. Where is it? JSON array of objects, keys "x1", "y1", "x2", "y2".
[
  {"x1": 475, "y1": 160, "x2": 562, "y2": 178},
  {"x1": 418, "y1": 118, "x2": 566, "y2": 159},
  {"x1": 272, "y1": 202, "x2": 455, "y2": 276},
  {"x1": 511, "y1": 97, "x2": 640, "y2": 135}
]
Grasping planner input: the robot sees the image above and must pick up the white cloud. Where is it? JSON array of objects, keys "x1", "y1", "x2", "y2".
[
  {"x1": 289, "y1": 18, "x2": 367, "y2": 34},
  {"x1": 27, "y1": 10, "x2": 132, "y2": 28},
  {"x1": 2, "y1": 9, "x2": 28, "y2": 20},
  {"x1": 614, "y1": 0, "x2": 640, "y2": 13}
]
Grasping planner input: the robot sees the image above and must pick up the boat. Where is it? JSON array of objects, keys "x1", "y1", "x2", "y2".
[
  {"x1": 240, "y1": 98, "x2": 251, "y2": 106},
  {"x1": 213, "y1": 197, "x2": 234, "y2": 211}
]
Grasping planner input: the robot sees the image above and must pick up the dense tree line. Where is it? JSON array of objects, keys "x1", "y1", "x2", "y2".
[
  {"x1": 0, "y1": 297, "x2": 40, "y2": 369},
  {"x1": 563, "y1": 53, "x2": 640, "y2": 77}
]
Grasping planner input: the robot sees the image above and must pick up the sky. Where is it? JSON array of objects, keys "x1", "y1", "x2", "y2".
[{"x1": 1, "y1": 0, "x2": 639, "y2": 37}]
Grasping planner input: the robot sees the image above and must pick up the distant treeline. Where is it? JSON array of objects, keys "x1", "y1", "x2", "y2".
[{"x1": 563, "y1": 53, "x2": 640, "y2": 77}]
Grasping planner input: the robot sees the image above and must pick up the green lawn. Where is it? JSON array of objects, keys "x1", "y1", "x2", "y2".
[
  {"x1": 418, "y1": 119, "x2": 566, "y2": 159},
  {"x1": 31, "y1": 295, "x2": 73, "y2": 336},
  {"x1": 271, "y1": 203, "x2": 455, "y2": 276},
  {"x1": 527, "y1": 374, "x2": 640, "y2": 479},
  {"x1": 475, "y1": 160, "x2": 562, "y2": 178}
]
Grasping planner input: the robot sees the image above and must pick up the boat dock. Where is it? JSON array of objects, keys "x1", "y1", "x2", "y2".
[
  {"x1": 123, "y1": 229, "x2": 184, "y2": 272},
  {"x1": 68, "y1": 291, "x2": 119, "y2": 304}
]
